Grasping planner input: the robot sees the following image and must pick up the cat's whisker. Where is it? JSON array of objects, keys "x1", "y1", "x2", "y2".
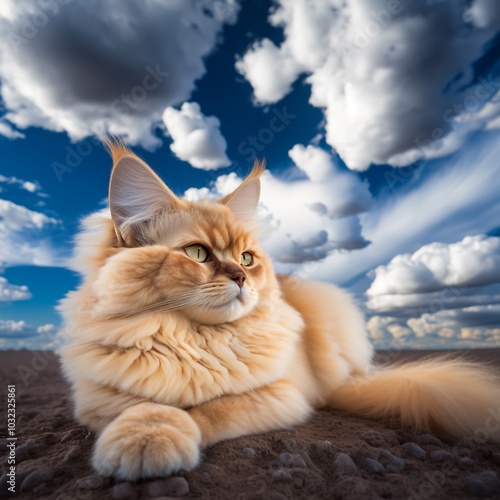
[
  {"x1": 200, "y1": 284, "x2": 228, "y2": 290},
  {"x1": 104, "y1": 293, "x2": 205, "y2": 320}
]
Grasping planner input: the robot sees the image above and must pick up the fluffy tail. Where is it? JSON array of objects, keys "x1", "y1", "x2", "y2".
[{"x1": 328, "y1": 358, "x2": 500, "y2": 439}]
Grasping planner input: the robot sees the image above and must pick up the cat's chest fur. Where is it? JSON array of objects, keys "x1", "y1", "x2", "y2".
[{"x1": 62, "y1": 298, "x2": 303, "y2": 407}]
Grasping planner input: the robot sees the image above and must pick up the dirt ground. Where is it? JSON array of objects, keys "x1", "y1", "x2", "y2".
[{"x1": 0, "y1": 349, "x2": 499, "y2": 499}]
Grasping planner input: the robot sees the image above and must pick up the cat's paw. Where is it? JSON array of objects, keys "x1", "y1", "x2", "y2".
[{"x1": 92, "y1": 402, "x2": 201, "y2": 480}]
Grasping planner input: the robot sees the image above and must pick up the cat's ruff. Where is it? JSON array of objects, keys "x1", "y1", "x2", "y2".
[{"x1": 59, "y1": 142, "x2": 500, "y2": 480}]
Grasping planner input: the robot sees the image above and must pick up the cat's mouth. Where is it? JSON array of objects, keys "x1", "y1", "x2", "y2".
[
  {"x1": 208, "y1": 286, "x2": 248, "y2": 309},
  {"x1": 236, "y1": 292, "x2": 244, "y2": 303},
  {"x1": 182, "y1": 284, "x2": 258, "y2": 323},
  {"x1": 212, "y1": 291, "x2": 244, "y2": 308}
]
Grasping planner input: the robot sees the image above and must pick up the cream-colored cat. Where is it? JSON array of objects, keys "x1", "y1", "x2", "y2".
[{"x1": 59, "y1": 142, "x2": 500, "y2": 480}]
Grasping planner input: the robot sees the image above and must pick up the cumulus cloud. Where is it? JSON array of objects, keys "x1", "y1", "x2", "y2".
[
  {"x1": 0, "y1": 276, "x2": 31, "y2": 301},
  {"x1": 236, "y1": 0, "x2": 500, "y2": 170},
  {"x1": 0, "y1": 198, "x2": 61, "y2": 266},
  {"x1": 367, "y1": 307, "x2": 500, "y2": 349},
  {"x1": 0, "y1": 199, "x2": 58, "y2": 231},
  {"x1": 36, "y1": 323, "x2": 57, "y2": 334},
  {"x1": 367, "y1": 235, "x2": 500, "y2": 297},
  {"x1": 0, "y1": 192, "x2": 63, "y2": 315},
  {"x1": 0, "y1": 0, "x2": 239, "y2": 148},
  {"x1": 0, "y1": 319, "x2": 39, "y2": 338},
  {"x1": 184, "y1": 171, "x2": 241, "y2": 202},
  {"x1": 365, "y1": 234, "x2": 500, "y2": 347},
  {"x1": 364, "y1": 235, "x2": 500, "y2": 318},
  {"x1": 408, "y1": 305, "x2": 500, "y2": 337},
  {"x1": 367, "y1": 316, "x2": 413, "y2": 341},
  {"x1": 162, "y1": 102, "x2": 230, "y2": 169},
  {"x1": 184, "y1": 144, "x2": 372, "y2": 266},
  {"x1": 0, "y1": 320, "x2": 60, "y2": 349}
]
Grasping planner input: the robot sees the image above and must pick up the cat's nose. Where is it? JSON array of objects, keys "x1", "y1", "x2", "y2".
[{"x1": 231, "y1": 271, "x2": 246, "y2": 289}]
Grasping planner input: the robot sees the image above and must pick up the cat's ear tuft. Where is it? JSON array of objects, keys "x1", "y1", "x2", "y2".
[
  {"x1": 219, "y1": 160, "x2": 265, "y2": 221},
  {"x1": 108, "y1": 145, "x2": 181, "y2": 246}
]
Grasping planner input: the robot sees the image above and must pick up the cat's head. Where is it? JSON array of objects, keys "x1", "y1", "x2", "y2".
[{"x1": 103, "y1": 142, "x2": 276, "y2": 325}]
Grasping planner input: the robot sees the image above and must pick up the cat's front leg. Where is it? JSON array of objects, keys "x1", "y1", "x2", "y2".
[
  {"x1": 92, "y1": 402, "x2": 201, "y2": 480},
  {"x1": 189, "y1": 379, "x2": 312, "y2": 447}
]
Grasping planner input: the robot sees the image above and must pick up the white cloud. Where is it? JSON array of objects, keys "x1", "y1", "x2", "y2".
[
  {"x1": 365, "y1": 284, "x2": 500, "y2": 317},
  {"x1": 183, "y1": 144, "x2": 372, "y2": 266},
  {"x1": 0, "y1": 319, "x2": 60, "y2": 349},
  {"x1": 367, "y1": 316, "x2": 413, "y2": 341},
  {"x1": 184, "y1": 171, "x2": 241, "y2": 201},
  {"x1": 162, "y1": 102, "x2": 230, "y2": 169},
  {"x1": 364, "y1": 234, "x2": 500, "y2": 318},
  {"x1": 0, "y1": 120, "x2": 25, "y2": 139},
  {"x1": 0, "y1": 174, "x2": 40, "y2": 193},
  {"x1": 367, "y1": 235, "x2": 500, "y2": 298},
  {"x1": 37, "y1": 323, "x2": 56, "y2": 334},
  {"x1": 304, "y1": 131, "x2": 500, "y2": 286},
  {"x1": 0, "y1": 276, "x2": 31, "y2": 301},
  {"x1": 368, "y1": 308, "x2": 500, "y2": 349},
  {"x1": 0, "y1": 0, "x2": 239, "y2": 148},
  {"x1": 22, "y1": 181, "x2": 37, "y2": 192},
  {"x1": 365, "y1": 233, "x2": 500, "y2": 348},
  {"x1": 0, "y1": 319, "x2": 37, "y2": 338},
  {"x1": 0, "y1": 198, "x2": 58, "y2": 231},
  {"x1": 465, "y1": 0, "x2": 500, "y2": 29},
  {"x1": 235, "y1": 39, "x2": 302, "y2": 105},
  {"x1": 0, "y1": 198, "x2": 61, "y2": 266},
  {"x1": 236, "y1": 0, "x2": 500, "y2": 170},
  {"x1": 408, "y1": 305, "x2": 500, "y2": 339}
]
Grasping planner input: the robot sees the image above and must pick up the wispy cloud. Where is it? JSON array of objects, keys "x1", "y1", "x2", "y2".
[
  {"x1": 0, "y1": 174, "x2": 41, "y2": 193},
  {"x1": 307, "y1": 131, "x2": 500, "y2": 285},
  {"x1": 0, "y1": 120, "x2": 25, "y2": 139}
]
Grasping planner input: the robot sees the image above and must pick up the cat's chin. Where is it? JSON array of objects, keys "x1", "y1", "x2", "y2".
[{"x1": 184, "y1": 292, "x2": 258, "y2": 325}]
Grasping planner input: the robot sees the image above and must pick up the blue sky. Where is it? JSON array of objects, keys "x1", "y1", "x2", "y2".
[{"x1": 1, "y1": 0, "x2": 500, "y2": 349}]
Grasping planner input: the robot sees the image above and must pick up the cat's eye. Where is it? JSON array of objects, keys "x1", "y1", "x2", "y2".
[
  {"x1": 185, "y1": 244, "x2": 209, "y2": 263},
  {"x1": 240, "y1": 252, "x2": 253, "y2": 266}
]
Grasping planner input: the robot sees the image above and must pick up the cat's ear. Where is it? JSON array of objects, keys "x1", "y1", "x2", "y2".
[
  {"x1": 219, "y1": 160, "x2": 265, "y2": 221},
  {"x1": 108, "y1": 142, "x2": 181, "y2": 246}
]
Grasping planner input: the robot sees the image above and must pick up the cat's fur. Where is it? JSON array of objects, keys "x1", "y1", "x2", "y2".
[{"x1": 59, "y1": 142, "x2": 500, "y2": 480}]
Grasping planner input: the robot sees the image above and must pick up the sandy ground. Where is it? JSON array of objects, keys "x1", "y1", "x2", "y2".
[{"x1": 0, "y1": 348, "x2": 499, "y2": 500}]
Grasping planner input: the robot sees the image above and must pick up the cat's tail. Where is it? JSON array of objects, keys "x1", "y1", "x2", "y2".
[{"x1": 328, "y1": 357, "x2": 500, "y2": 440}]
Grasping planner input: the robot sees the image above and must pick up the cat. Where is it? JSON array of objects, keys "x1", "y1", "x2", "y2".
[{"x1": 59, "y1": 141, "x2": 500, "y2": 480}]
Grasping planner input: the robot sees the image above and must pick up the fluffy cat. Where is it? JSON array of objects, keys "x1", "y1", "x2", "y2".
[{"x1": 59, "y1": 142, "x2": 500, "y2": 480}]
